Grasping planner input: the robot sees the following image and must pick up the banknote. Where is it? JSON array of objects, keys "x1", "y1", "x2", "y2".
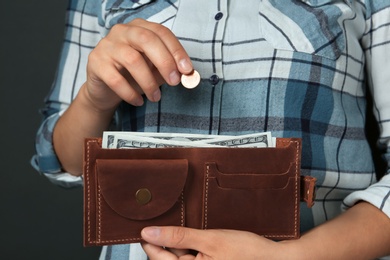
[
  {"x1": 102, "y1": 131, "x2": 275, "y2": 149},
  {"x1": 191, "y1": 132, "x2": 274, "y2": 148},
  {"x1": 102, "y1": 131, "x2": 228, "y2": 148},
  {"x1": 113, "y1": 135, "x2": 221, "y2": 149}
]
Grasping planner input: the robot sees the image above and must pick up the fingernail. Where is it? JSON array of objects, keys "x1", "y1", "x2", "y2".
[
  {"x1": 134, "y1": 97, "x2": 144, "y2": 106},
  {"x1": 179, "y1": 59, "x2": 192, "y2": 73},
  {"x1": 153, "y1": 89, "x2": 161, "y2": 102},
  {"x1": 142, "y1": 227, "x2": 161, "y2": 239},
  {"x1": 169, "y1": 70, "x2": 180, "y2": 85}
]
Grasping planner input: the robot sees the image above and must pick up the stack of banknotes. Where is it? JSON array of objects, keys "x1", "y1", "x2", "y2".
[{"x1": 102, "y1": 131, "x2": 276, "y2": 149}]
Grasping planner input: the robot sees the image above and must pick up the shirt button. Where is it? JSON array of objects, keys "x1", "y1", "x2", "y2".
[
  {"x1": 209, "y1": 74, "x2": 220, "y2": 85},
  {"x1": 214, "y1": 12, "x2": 223, "y2": 20}
]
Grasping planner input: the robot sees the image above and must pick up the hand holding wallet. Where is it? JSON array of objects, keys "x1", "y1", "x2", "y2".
[{"x1": 83, "y1": 137, "x2": 316, "y2": 246}]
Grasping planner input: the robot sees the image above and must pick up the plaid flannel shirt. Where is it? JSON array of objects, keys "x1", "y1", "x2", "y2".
[{"x1": 31, "y1": 0, "x2": 390, "y2": 258}]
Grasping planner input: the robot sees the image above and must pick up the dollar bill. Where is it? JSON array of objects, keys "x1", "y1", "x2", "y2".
[
  {"x1": 191, "y1": 132, "x2": 274, "y2": 148},
  {"x1": 102, "y1": 131, "x2": 228, "y2": 148},
  {"x1": 114, "y1": 135, "x2": 221, "y2": 149},
  {"x1": 102, "y1": 131, "x2": 275, "y2": 149}
]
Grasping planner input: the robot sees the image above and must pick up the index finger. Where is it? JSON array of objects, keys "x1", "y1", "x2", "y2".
[{"x1": 130, "y1": 19, "x2": 193, "y2": 74}]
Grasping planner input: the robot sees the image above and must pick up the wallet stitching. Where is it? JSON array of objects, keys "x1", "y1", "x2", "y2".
[
  {"x1": 204, "y1": 140, "x2": 300, "y2": 239},
  {"x1": 98, "y1": 184, "x2": 102, "y2": 243},
  {"x1": 86, "y1": 139, "x2": 93, "y2": 244},
  {"x1": 293, "y1": 140, "x2": 299, "y2": 238},
  {"x1": 181, "y1": 191, "x2": 185, "y2": 226},
  {"x1": 205, "y1": 165, "x2": 210, "y2": 229}
]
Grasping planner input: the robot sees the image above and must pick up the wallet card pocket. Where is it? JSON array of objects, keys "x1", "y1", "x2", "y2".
[
  {"x1": 88, "y1": 158, "x2": 188, "y2": 245},
  {"x1": 203, "y1": 162, "x2": 299, "y2": 240}
]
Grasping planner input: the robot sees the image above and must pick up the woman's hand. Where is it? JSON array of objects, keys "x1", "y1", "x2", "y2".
[
  {"x1": 140, "y1": 203, "x2": 390, "y2": 260},
  {"x1": 141, "y1": 226, "x2": 295, "y2": 260},
  {"x1": 53, "y1": 18, "x2": 193, "y2": 175},
  {"x1": 85, "y1": 18, "x2": 193, "y2": 111}
]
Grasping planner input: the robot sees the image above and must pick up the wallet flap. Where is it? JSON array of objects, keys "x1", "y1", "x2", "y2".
[{"x1": 96, "y1": 159, "x2": 188, "y2": 220}]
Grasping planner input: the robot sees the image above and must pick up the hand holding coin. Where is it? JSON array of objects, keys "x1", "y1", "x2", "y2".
[{"x1": 181, "y1": 70, "x2": 200, "y2": 89}]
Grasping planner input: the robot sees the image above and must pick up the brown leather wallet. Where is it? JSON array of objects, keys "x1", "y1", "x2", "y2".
[{"x1": 83, "y1": 137, "x2": 316, "y2": 246}]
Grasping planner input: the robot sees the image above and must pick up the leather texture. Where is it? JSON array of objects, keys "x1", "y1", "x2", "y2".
[{"x1": 83, "y1": 137, "x2": 316, "y2": 246}]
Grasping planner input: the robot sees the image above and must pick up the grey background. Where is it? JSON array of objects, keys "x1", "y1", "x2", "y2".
[{"x1": 1, "y1": 1, "x2": 101, "y2": 259}]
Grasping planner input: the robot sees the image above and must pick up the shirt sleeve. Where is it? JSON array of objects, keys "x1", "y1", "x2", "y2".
[
  {"x1": 31, "y1": 0, "x2": 102, "y2": 188},
  {"x1": 342, "y1": 2, "x2": 390, "y2": 218}
]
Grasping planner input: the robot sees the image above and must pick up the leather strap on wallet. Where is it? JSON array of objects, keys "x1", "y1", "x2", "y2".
[{"x1": 83, "y1": 137, "x2": 316, "y2": 246}]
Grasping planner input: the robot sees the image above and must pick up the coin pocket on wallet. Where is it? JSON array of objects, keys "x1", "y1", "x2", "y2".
[{"x1": 87, "y1": 158, "x2": 187, "y2": 245}]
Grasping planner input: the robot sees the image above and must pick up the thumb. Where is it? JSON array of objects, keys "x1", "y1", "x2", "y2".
[{"x1": 141, "y1": 226, "x2": 207, "y2": 251}]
